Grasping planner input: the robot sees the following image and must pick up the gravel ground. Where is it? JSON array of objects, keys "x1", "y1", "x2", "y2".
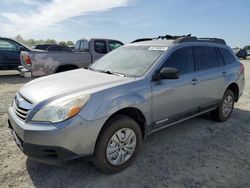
[{"x1": 0, "y1": 60, "x2": 250, "y2": 188}]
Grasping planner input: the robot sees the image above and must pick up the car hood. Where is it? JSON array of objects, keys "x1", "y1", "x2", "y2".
[{"x1": 19, "y1": 69, "x2": 134, "y2": 104}]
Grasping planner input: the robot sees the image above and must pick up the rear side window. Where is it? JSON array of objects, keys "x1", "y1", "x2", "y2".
[
  {"x1": 75, "y1": 41, "x2": 80, "y2": 51},
  {"x1": 94, "y1": 40, "x2": 107, "y2": 54},
  {"x1": 216, "y1": 48, "x2": 224, "y2": 66},
  {"x1": 163, "y1": 47, "x2": 195, "y2": 74},
  {"x1": 196, "y1": 46, "x2": 219, "y2": 70},
  {"x1": 218, "y1": 48, "x2": 236, "y2": 65},
  {"x1": 75, "y1": 40, "x2": 89, "y2": 52},
  {"x1": 80, "y1": 41, "x2": 89, "y2": 52}
]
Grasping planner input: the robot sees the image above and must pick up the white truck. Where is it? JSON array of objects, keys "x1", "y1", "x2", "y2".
[{"x1": 20, "y1": 38, "x2": 123, "y2": 77}]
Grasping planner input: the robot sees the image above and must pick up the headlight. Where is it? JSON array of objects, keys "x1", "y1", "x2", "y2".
[{"x1": 32, "y1": 95, "x2": 90, "y2": 123}]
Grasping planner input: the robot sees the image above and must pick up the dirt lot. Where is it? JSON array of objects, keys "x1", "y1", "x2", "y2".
[{"x1": 0, "y1": 60, "x2": 250, "y2": 188}]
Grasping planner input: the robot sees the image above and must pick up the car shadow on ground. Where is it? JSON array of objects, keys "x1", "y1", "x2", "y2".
[
  {"x1": 26, "y1": 107, "x2": 250, "y2": 188},
  {"x1": 0, "y1": 74, "x2": 34, "y2": 84}
]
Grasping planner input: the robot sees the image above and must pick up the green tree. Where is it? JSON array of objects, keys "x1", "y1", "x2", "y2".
[
  {"x1": 45, "y1": 39, "x2": 57, "y2": 44},
  {"x1": 59, "y1": 41, "x2": 67, "y2": 46},
  {"x1": 15, "y1": 34, "x2": 24, "y2": 43},
  {"x1": 66, "y1": 41, "x2": 74, "y2": 46},
  {"x1": 27, "y1": 39, "x2": 36, "y2": 47}
]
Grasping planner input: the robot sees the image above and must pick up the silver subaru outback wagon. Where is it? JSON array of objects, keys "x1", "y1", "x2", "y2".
[{"x1": 8, "y1": 36, "x2": 245, "y2": 173}]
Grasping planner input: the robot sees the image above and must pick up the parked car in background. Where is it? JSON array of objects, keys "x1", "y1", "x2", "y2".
[
  {"x1": 8, "y1": 35, "x2": 245, "y2": 173},
  {"x1": 20, "y1": 38, "x2": 123, "y2": 76},
  {"x1": 0, "y1": 38, "x2": 30, "y2": 70},
  {"x1": 232, "y1": 48, "x2": 247, "y2": 59},
  {"x1": 33, "y1": 44, "x2": 73, "y2": 52},
  {"x1": 244, "y1": 46, "x2": 250, "y2": 56}
]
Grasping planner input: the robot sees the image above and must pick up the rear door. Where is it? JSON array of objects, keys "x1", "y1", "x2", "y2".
[
  {"x1": 0, "y1": 39, "x2": 20, "y2": 70},
  {"x1": 194, "y1": 46, "x2": 225, "y2": 108}
]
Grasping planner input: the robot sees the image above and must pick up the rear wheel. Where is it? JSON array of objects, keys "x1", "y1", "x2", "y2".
[
  {"x1": 211, "y1": 89, "x2": 235, "y2": 122},
  {"x1": 93, "y1": 115, "x2": 142, "y2": 173}
]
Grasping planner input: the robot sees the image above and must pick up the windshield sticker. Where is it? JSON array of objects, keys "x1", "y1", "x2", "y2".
[{"x1": 148, "y1": 46, "x2": 168, "y2": 51}]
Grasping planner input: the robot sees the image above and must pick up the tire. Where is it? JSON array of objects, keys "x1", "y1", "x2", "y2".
[
  {"x1": 211, "y1": 89, "x2": 235, "y2": 122},
  {"x1": 93, "y1": 115, "x2": 143, "y2": 173}
]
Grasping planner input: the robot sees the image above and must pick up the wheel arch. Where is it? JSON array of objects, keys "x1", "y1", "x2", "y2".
[
  {"x1": 54, "y1": 64, "x2": 79, "y2": 73},
  {"x1": 95, "y1": 107, "x2": 148, "y2": 146},
  {"x1": 226, "y1": 82, "x2": 239, "y2": 102}
]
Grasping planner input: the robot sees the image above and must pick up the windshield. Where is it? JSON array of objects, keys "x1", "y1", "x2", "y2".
[{"x1": 90, "y1": 46, "x2": 165, "y2": 77}]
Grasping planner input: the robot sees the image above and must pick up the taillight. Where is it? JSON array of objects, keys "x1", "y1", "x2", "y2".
[
  {"x1": 240, "y1": 63, "x2": 244, "y2": 74},
  {"x1": 25, "y1": 55, "x2": 31, "y2": 65}
]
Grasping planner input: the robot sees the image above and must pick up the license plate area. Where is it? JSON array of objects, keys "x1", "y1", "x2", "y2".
[{"x1": 11, "y1": 129, "x2": 24, "y2": 151}]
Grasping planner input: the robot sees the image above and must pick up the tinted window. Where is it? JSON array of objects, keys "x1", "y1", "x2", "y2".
[
  {"x1": 0, "y1": 40, "x2": 17, "y2": 51},
  {"x1": 216, "y1": 48, "x2": 224, "y2": 66},
  {"x1": 109, "y1": 40, "x2": 123, "y2": 51},
  {"x1": 94, "y1": 40, "x2": 107, "y2": 54},
  {"x1": 163, "y1": 47, "x2": 194, "y2": 74},
  {"x1": 219, "y1": 48, "x2": 236, "y2": 65},
  {"x1": 196, "y1": 46, "x2": 219, "y2": 70}
]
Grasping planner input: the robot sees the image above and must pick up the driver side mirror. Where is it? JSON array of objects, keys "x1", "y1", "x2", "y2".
[{"x1": 158, "y1": 67, "x2": 179, "y2": 79}]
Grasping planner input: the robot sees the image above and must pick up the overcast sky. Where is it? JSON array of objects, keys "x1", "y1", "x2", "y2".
[{"x1": 0, "y1": 0, "x2": 249, "y2": 47}]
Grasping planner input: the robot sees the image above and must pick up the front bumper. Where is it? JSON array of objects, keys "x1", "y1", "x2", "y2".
[
  {"x1": 8, "y1": 125, "x2": 77, "y2": 163},
  {"x1": 8, "y1": 106, "x2": 106, "y2": 163}
]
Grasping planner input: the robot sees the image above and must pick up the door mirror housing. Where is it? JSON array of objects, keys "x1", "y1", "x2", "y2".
[{"x1": 159, "y1": 67, "x2": 179, "y2": 79}]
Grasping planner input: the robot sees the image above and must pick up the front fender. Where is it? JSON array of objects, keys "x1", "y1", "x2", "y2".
[{"x1": 80, "y1": 93, "x2": 151, "y2": 124}]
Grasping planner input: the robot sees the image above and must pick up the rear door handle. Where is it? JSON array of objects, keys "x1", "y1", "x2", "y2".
[{"x1": 190, "y1": 79, "x2": 199, "y2": 85}]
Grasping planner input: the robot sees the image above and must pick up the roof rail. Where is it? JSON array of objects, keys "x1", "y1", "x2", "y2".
[
  {"x1": 131, "y1": 34, "x2": 191, "y2": 43},
  {"x1": 131, "y1": 35, "x2": 226, "y2": 45},
  {"x1": 174, "y1": 37, "x2": 226, "y2": 45}
]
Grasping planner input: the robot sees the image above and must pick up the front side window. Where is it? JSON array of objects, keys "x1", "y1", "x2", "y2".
[
  {"x1": 90, "y1": 46, "x2": 164, "y2": 77},
  {"x1": 94, "y1": 40, "x2": 107, "y2": 54},
  {"x1": 196, "y1": 46, "x2": 219, "y2": 70},
  {"x1": 219, "y1": 48, "x2": 236, "y2": 65},
  {"x1": 109, "y1": 40, "x2": 123, "y2": 51},
  {"x1": 162, "y1": 47, "x2": 195, "y2": 74},
  {"x1": 0, "y1": 40, "x2": 17, "y2": 51}
]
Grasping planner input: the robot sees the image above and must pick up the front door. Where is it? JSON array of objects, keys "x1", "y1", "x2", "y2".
[
  {"x1": 151, "y1": 46, "x2": 199, "y2": 128},
  {"x1": 0, "y1": 39, "x2": 20, "y2": 70}
]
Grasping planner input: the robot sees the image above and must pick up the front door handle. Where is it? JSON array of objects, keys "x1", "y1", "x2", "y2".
[
  {"x1": 190, "y1": 79, "x2": 199, "y2": 85},
  {"x1": 221, "y1": 72, "x2": 227, "y2": 77}
]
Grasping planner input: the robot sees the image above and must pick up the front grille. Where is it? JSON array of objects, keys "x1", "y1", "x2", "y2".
[{"x1": 13, "y1": 93, "x2": 33, "y2": 121}]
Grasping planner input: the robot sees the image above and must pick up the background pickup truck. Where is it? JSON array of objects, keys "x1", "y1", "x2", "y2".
[{"x1": 20, "y1": 38, "x2": 123, "y2": 77}]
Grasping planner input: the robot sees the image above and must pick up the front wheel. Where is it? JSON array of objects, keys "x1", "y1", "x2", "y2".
[
  {"x1": 211, "y1": 89, "x2": 235, "y2": 122},
  {"x1": 93, "y1": 115, "x2": 142, "y2": 173}
]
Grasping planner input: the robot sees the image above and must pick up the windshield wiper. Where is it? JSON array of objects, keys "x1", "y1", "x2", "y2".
[
  {"x1": 98, "y1": 70, "x2": 126, "y2": 77},
  {"x1": 89, "y1": 68, "x2": 126, "y2": 77}
]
